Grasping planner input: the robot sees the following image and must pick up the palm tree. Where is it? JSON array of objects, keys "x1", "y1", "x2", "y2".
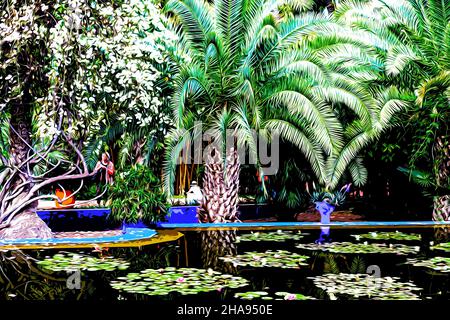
[
  {"x1": 336, "y1": 0, "x2": 450, "y2": 220},
  {"x1": 163, "y1": 0, "x2": 408, "y2": 223}
]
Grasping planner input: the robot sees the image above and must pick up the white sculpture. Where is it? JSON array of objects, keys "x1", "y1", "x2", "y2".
[{"x1": 186, "y1": 181, "x2": 203, "y2": 205}]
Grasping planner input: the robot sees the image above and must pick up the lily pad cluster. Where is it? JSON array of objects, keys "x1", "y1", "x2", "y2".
[
  {"x1": 110, "y1": 267, "x2": 249, "y2": 296},
  {"x1": 351, "y1": 231, "x2": 421, "y2": 241},
  {"x1": 220, "y1": 250, "x2": 309, "y2": 269},
  {"x1": 37, "y1": 252, "x2": 130, "y2": 272},
  {"x1": 236, "y1": 230, "x2": 306, "y2": 243},
  {"x1": 296, "y1": 242, "x2": 420, "y2": 255},
  {"x1": 431, "y1": 242, "x2": 450, "y2": 252},
  {"x1": 235, "y1": 291, "x2": 314, "y2": 300},
  {"x1": 406, "y1": 257, "x2": 450, "y2": 273},
  {"x1": 309, "y1": 273, "x2": 422, "y2": 300}
]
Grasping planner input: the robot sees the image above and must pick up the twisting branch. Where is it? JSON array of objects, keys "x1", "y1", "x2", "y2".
[
  {"x1": 31, "y1": 160, "x2": 62, "y2": 180},
  {"x1": 61, "y1": 131, "x2": 89, "y2": 174},
  {"x1": 0, "y1": 120, "x2": 103, "y2": 228}
]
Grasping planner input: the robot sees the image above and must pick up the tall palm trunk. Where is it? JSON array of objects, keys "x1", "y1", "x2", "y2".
[
  {"x1": 197, "y1": 147, "x2": 240, "y2": 223},
  {"x1": 197, "y1": 147, "x2": 240, "y2": 272},
  {"x1": 433, "y1": 195, "x2": 450, "y2": 221},
  {"x1": 0, "y1": 90, "x2": 52, "y2": 239},
  {"x1": 432, "y1": 136, "x2": 450, "y2": 221}
]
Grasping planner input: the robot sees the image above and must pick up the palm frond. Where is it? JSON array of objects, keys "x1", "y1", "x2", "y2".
[
  {"x1": 264, "y1": 119, "x2": 326, "y2": 183},
  {"x1": 267, "y1": 89, "x2": 343, "y2": 154},
  {"x1": 347, "y1": 157, "x2": 368, "y2": 187},
  {"x1": 397, "y1": 166, "x2": 435, "y2": 188},
  {"x1": 415, "y1": 70, "x2": 450, "y2": 106},
  {"x1": 165, "y1": 0, "x2": 214, "y2": 54}
]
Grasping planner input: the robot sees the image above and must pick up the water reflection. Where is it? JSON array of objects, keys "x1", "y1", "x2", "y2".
[
  {"x1": 0, "y1": 250, "x2": 77, "y2": 300},
  {"x1": 316, "y1": 227, "x2": 332, "y2": 244},
  {"x1": 200, "y1": 230, "x2": 237, "y2": 274},
  {"x1": 0, "y1": 244, "x2": 180, "y2": 300},
  {"x1": 434, "y1": 226, "x2": 450, "y2": 241},
  {"x1": 0, "y1": 227, "x2": 449, "y2": 300}
]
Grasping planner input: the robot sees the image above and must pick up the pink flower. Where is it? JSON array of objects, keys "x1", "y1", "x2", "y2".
[
  {"x1": 176, "y1": 277, "x2": 186, "y2": 283},
  {"x1": 217, "y1": 287, "x2": 223, "y2": 292},
  {"x1": 285, "y1": 294, "x2": 296, "y2": 300}
]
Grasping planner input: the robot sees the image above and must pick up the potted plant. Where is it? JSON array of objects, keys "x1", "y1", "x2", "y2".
[
  {"x1": 310, "y1": 184, "x2": 351, "y2": 224},
  {"x1": 54, "y1": 187, "x2": 76, "y2": 209}
]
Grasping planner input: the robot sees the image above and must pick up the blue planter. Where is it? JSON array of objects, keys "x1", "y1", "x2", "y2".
[
  {"x1": 315, "y1": 201, "x2": 335, "y2": 224},
  {"x1": 157, "y1": 206, "x2": 199, "y2": 226},
  {"x1": 37, "y1": 208, "x2": 118, "y2": 231}
]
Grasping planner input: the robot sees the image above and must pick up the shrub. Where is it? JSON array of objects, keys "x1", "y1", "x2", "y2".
[{"x1": 108, "y1": 165, "x2": 168, "y2": 224}]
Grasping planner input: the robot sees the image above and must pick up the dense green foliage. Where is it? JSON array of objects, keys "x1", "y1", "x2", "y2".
[
  {"x1": 108, "y1": 165, "x2": 168, "y2": 223},
  {"x1": 337, "y1": 0, "x2": 450, "y2": 198},
  {"x1": 162, "y1": 0, "x2": 409, "y2": 201},
  {"x1": 1, "y1": 0, "x2": 449, "y2": 225}
]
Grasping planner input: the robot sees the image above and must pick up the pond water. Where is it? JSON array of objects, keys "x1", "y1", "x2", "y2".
[{"x1": 0, "y1": 227, "x2": 449, "y2": 301}]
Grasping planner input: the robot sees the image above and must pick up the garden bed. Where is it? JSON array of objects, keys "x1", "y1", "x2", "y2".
[{"x1": 294, "y1": 210, "x2": 365, "y2": 222}]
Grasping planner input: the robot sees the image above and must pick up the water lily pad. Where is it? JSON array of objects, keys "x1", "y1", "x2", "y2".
[
  {"x1": 37, "y1": 252, "x2": 130, "y2": 272},
  {"x1": 220, "y1": 250, "x2": 309, "y2": 269},
  {"x1": 309, "y1": 273, "x2": 422, "y2": 300},
  {"x1": 234, "y1": 291, "x2": 314, "y2": 300},
  {"x1": 236, "y1": 230, "x2": 306, "y2": 243},
  {"x1": 406, "y1": 257, "x2": 450, "y2": 273},
  {"x1": 431, "y1": 242, "x2": 450, "y2": 252},
  {"x1": 234, "y1": 291, "x2": 269, "y2": 300},
  {"x1": 274, "y1": 292, "x2": 315, "y2": 300},
  {"x1": 351, "y1": 231, "x2": 421, "y2": 241},
  {"x1": 110, "y1": 268, "x2": 249, "y2": 296},
  {"x1": 296, "y1": 242, "x2": 419, "y2": 255}
]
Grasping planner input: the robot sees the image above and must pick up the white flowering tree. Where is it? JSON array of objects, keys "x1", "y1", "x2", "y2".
[
  {"x1": 0, "y1": 0, "x2": 178, "y2": 239},
  {"x1": 42, "y1": 0, "x2": 180, "y2": 167}
]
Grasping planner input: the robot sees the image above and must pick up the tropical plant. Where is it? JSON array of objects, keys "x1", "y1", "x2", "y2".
[
  {"x1": 270, "y1": 156, "x2": 311, "y2": 209},
  {"x1": 162, "y1": 0, "x2": 408, "y2": 224},
  {"x1": 335, "y1": 0, "x2": 450, "y2": 219},
  {"x1": 108, "y1": 165, "x2": 168, "y2": 224},
  {"x1": 310, "y1": 184, "x2": 349, "y2": 206},
  {"x1": 65, "y1": 0, "x2": 182, "y2": 170}
]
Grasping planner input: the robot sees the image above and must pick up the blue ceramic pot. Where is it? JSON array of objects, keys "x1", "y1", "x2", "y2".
[{"x1": 315, "y1": 201, "x2": 335, "y2": 224}]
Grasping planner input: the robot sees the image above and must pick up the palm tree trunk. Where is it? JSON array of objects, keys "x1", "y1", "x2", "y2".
[
  {"x1": 197, "y1": 147, "x2": 240, "y2": 223},
  {"x1": 432, "y1": 136, "x2": 450, "y2": 221},
  {"x1": 434, "y1": 136, "x2": 450, "y2": 187},
  {"x1": 197, "y1": 147, "x2": 240, "y2": 272},
  {"x1": 433, "y1": 195, "x2": 450, "y2": 221}
]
